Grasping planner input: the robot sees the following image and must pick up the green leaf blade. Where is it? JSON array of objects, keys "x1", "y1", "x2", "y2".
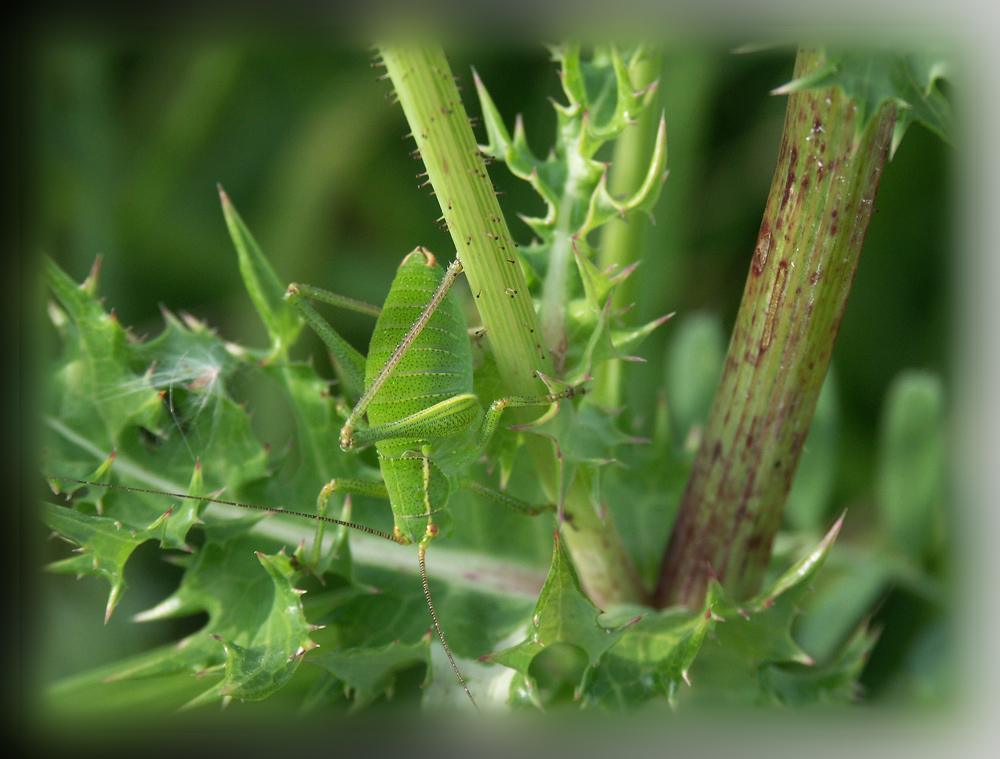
[
  {"x1": 876, "y1": 370, "x2": 947, "y2": 561},
  {"x1": 482, "y1": 531, "x2": 632, "y2": 702},
  {"x1": 219, "y1": 187, "x2": 302, "y2": 357}
]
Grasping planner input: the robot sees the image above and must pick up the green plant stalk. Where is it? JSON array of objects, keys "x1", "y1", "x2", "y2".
[
  {"x1": 594, "y1": 50, "x2": 662, "y2": 409},
  {"x1": 653, "y1": 46, "x2": 897, "y2": 608},
  {"x1": 378, "y1": 43, "x2": 645, "y2": 606},
  {"x1": 378, "y1": 45, "x2": 545, "y2": 390}
]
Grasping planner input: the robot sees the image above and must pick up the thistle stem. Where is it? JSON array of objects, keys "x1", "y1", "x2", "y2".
[
  {"x1": 653, "y1": 46, "x2": 897, "y2": 608},
  {"x1": 379, "y1": 43, "x2": 645, "y2": 607}
]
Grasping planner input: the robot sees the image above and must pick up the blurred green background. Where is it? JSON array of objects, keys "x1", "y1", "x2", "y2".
[{"x1": 29, "y1": 37, "x2": 953, "y2": 706}]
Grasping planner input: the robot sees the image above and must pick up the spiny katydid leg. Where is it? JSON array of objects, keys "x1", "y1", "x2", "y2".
[
  {"x1": 347, "y1": 393, "x2": 480, "y2": 450},
  {"x1": 336, "y1": 255, "x2": 465, "y2": 451}
]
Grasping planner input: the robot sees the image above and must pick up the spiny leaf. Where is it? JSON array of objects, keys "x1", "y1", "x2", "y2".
[
  {"x1": 679, "y1": 516, "x2": 848, "y2": 706},
  {"x1": 766, "y1": 622, "x2": 877, "y2": 706},
  {"x1": 219, "y1": 186, "x2": 302, "y2": 358},
  {"x1": 188, "y1": 550, "x2": 319, "y2": 705},
  {"x1": 42, "y1": 255, "x2": 345, "y2": 708},
  {"x1": 45, "y1": 257, "x2": 273, "y2": 500},
  {"x1": 584, "y1": 517, "x2": 863, "y2": 710},
  {"x1": 481, "y1": 531, "x2": 636, "y2": 702},
  {"x1": 44, "y1": 259, "x2": 165, "y2": 458},
  {"x1": 578, "y1": 114, "x2": 667, "y2": 236},
  {"x1": 581, "y1": 594, "x2": 716, "y2": 709},
  {"x1": 773, "y1": 46, "x2": 953, "y2": 156},
  {"x1": 42, "y1": 502, "x2": 173, "y2": 622},
  {"x1": 309, "y1": 636, "x2": 431, "y2": 712},
  {"x1": 560, "y1": 251, "x2": 669, "y2": 386},
  {"x1": 473, "y1": 68, "x2": 544, "y2": 182},
  {"x1": 551, "y1": 44, "x2": 654, "y2": 151},
  {"x1": 527, "y1": 401, "x2": 636, "y2": 472}
]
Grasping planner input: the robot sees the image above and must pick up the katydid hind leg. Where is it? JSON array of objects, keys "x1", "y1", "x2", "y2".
[
  {"x1": 418, "y1": 537, "x2": 480, "y2": 712},
  {"x1": 340, "y1": 252, "x2": 465, "y2": 450},
  {"x1": 347, "y1": 392, "x2": 479, "y2": 449}
]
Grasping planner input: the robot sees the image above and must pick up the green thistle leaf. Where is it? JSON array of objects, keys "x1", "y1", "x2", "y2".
[
  {"x1": 186, "y1": 550, "x2": 320, "y2": 705},
  {"x1": 309, "y1": 636, "x2": 431, "y2": 712},
  {"x1": 481, "y1": 531, "x2": 636, "y2": 703},
  {"x1": 774, "y1": 46, "x2": 953, "y2": 156}
]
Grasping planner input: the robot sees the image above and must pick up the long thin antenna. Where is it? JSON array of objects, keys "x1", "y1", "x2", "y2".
[
  {"x1": 418, "y1": 543, "x2": 479, "y2": 712},
  {"x1": 49, "y1": 476, "x2": 480, "y2": 708},
  {"x1": 47, "y1": 477, "x2": 407, "y2": 545}
]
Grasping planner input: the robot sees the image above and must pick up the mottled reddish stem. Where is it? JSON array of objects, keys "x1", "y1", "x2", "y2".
[{"x1": 654, "y1": 47, "x2": 897, "y2": 608}]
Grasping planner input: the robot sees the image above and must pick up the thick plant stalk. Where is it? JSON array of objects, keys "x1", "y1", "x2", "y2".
[
  {"x1": 378, "y1": 44, "x2": 646, "y2": 607},
  {"x1": 654, "y1": 47, "x2": 897, "y2": 608},
  {"x1": 378, "y1": 45, "x2": 544, "y2": 389}
]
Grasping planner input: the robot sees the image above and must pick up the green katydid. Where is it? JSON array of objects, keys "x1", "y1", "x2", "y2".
[
  {"x1": 284, "y1": 246, "x2": 581, "y2": 709},
  {"x1": 53, "y1": 246, "x2": 581, "y2": 711}
]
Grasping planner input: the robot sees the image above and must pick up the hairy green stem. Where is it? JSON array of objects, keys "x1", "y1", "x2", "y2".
[
  {"x1": 378, "y1": 43, "x2": 645, "y2": 607},
  {"x1": 653, "y1": 46, "x2": 897, "y2": 608},
  {"x1": 378, "y1": 45, "x2": 546, "y2": 389}
]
